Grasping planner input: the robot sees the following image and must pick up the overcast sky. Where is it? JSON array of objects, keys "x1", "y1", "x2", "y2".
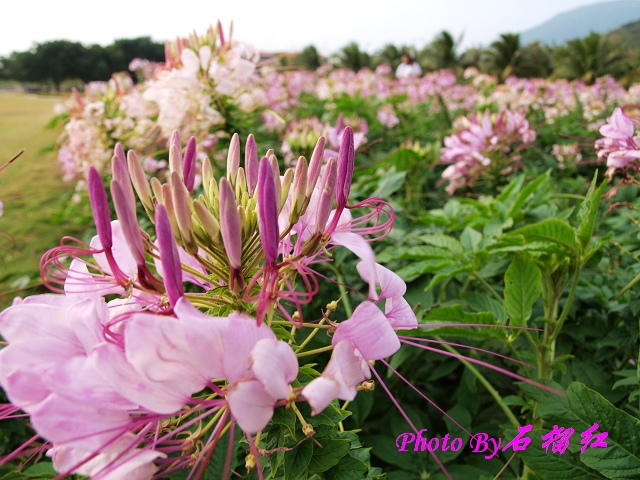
[{"x1": 1, "y1": 0, "x2": 609, "y2": 57}]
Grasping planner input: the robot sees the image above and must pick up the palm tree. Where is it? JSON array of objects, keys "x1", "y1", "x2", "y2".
[
  {"x1": 373, "y1": 43, "x2": 412, "y2": 70},
  {"x1": 484, "y1": 33, "x2": 523, "y2": 81},
  {"x1": 334, "y1": 42, "x2": 372, "y2": 72},
  {"x1": 553, "y1": 32, "x2": 626, "y2": 83},
  {"x1": 295, "y1": 45, "x2": 322, "y2": 71},
  {"x1": 421, "y1": 30, "x2": 461, "y2": 71}
]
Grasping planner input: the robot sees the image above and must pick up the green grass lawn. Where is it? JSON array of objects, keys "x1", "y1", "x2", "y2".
[{"x1": 0, "y1": 93, "x2": 91, "y2": 307}]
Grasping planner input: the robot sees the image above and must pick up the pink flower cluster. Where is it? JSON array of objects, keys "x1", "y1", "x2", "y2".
[
  {"x1": 595, "y1": 106, "x2": 640, "y2": 178},
  {"x1": 440, "y1": 109, "x2": 536, "y2": 193},
  {"x1": 0, "y1": 129, "x2": 415, "y2": 478},
  {"x1": 54, "y1": 22, "x2": 266, "y2": 192}
]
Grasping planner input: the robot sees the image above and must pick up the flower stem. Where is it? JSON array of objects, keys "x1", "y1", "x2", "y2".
[
  {"x1": 296, "y1": 345, "x2": 333, "y2": 358},
  {"x1": 437, "y1": 338, "x2": 519, "y2": 428}
]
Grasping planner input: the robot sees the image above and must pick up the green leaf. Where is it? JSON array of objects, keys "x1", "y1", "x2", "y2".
[
  {"x1": 504, "y1": 257, "x2": 542, "y2": 327},
  {"x1": 372, "y1": 171, "x2": 406, "y2": 197},
  {"x1": 272, "y1": 405, "x2": 298, "y2": 437},
  {"x1": 324, "y1": 451, "x2": 369, "y2": 480},
  {"x1": 526, "y1": 382, "x2": 640, "y2": 479},
  {"x1": 420, "y1": 234, "x2": 465, "y2": 256},
  {"x1": 463, "y1": 292, "x2": 507, "y2": 324},
  {"x1": 511, "y1": 428, "x2": 606, "y2": 479},
  {"x1": 576, "y1": 172, "x2": 607, "y2": 250},
  {"x1": 505, "y1": 173, "x2": 549, "y2": 220},
  {"x1": 284, "y1": 439, "x2": 314, "y2": 479},
  {"x1": 425, "y1": 264, "x2": 474, "y2": 291},
  {"x1": 460, "y1": 227, "x2": 483, "y2": 252},
  {"x1": 510, "y1": 218, "x2": 580, "y2": 255},
  {"x1": 308, "y1": 439, "x2": 351, "y2": 473}
]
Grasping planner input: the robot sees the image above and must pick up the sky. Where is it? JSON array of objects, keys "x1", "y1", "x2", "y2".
[{"x1": 0, "y1": 0, "x2": 611, "y2": 57}]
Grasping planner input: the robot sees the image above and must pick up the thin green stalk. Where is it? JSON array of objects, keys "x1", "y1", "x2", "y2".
[
  {"x1": 296, "y1": 345, "x2": 333, "y2": 358},
  {"x1": 473, "y1": 272, "x2": 503, "y2": 303},
  {"x1": 325, "y1": 264, "x2": 353, "y2": 317},
  {"x1": 549, "y1": 267, "x2": 581, "y2": 343},
  {"x1": 438, "y1": 338, "x2": 520, "y2": 428}
]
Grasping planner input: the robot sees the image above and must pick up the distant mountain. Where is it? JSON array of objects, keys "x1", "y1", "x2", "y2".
[
  {"x1": 521, "y1": 0, "x2": 640, "y2": 45},
  {"x1": 609, "y1": 18, "x2": 640, "y2": 48}
]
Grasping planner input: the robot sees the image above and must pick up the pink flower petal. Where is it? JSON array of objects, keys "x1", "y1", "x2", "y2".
[
  {"x1": 92, "y1": 343, "x2": 187, "y2": 414},
  {"x1": 174, "y1": 298, "x2": 227, "y2": 379},
  {"x1": 250, "y1": 339, "x2": 298, "y2": 399},
  {"x1": 356, "y1": 262, "x2": 406, "y2": 300},
  {"x1": 332, "y1": 301, "x2": 400, "y2": 360},
  {"x1": 124, "y1": 314, "x2": 206, "y2": 395},
  {"x1": 222, "y1": 313, "x2": 275, "y2": 384},
  {"x1": 31, "y1": 393, "x2": 132, "y2": 451},
  {"x1": 385, "y1": 296, "x2": 418, "y2": 330},
  {"x1": 227, "y1": 379, "x2": 276, "y2": 434}
]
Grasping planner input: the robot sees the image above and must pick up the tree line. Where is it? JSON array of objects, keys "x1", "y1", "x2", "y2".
[
  {"x1": 289, "y1": 30, "x2": 638, "y2": 85},
  {"x1": 0, "y1": 37, "x2": 164, "y2": 91},
  {"x1": 1, "y1": 29, "x2": 637, "y2": 90}
]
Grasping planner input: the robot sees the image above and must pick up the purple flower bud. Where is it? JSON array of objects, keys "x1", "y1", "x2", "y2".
[
  {"x1": 217, "y1": 20, "x2": 226, "y2": 47},
  {"x1": 335, "y1": 113, "x2": 344, "y2": 133},
  {"x1": 219, "y1": 177, "x2": 242, "y2": 270},
  {"x1": 111, "y1": 180, "x2": 146, "y2": 268},
  {"x1": 127, "y1": 150, "x2": 154, "y2": 215},
  {"x1": 155, "y1": 204, "x2": 184, "y2": 308},
  {"x1": 111, "y1": 145, "x2": 135, "y2": 207},
  {"x1": 245, "y1": 134, "x2": 259, "y2": 194},
  {"x1": 336, "y1": 126, "x2": 354, "y2": 209},
  {"x1": 170, "y1": 172, "x2": 196, "y2": 254},
  {"x1": 316, "y1": 158, "x2": 337, "y2": 234},
  {"x1": 182, "y1": 136, "x2": 197, "y2": 193},
  {"x1": 169, "y1": 144, "x2": 183, "y2": 180},
  {"x1": 306, "y1": 136, "x2": 325, "y2": 196},
  {"x1": 292, "y1": 157, "x2": 308, "y2": 205},
  {"x1": 227, "y1": 133, "x2": 240, "y2": 181},
  {"x1": 88, "y1": 166, "x2": 112, "y2": 250},
  {"x1": 257, "y1": 157, "x2": 279, "y2": 265}
]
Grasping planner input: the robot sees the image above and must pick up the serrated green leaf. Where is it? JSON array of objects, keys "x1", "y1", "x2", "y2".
[
  {"x1": 460, "y1": 227, "x2": 483, "y2": 252},
  {"x1": 510, "y1": 218, "x2": 580, "y2": 255},
  {"x1": 524, "y1": 382, "x2": 640, "y2": 479},
  {"x1": 510, "y1": 428, "x2": 606, "y2": 479},
  {"x1": 463, "y1": 292, "x2": 507, "y2": 324},
  {"x1": 420, "y1": 234, "x2": 465, "y2": 256},
  {"x1": 577, "y1": 172, "x2": 607, "y2": 250},
  {"x1": 324, "y1": 451, "x2": 369, "y2": 480},
  {"x1": 284, "y1": 439, "x2": 313, "y2": 479},
  {"x1": 504, "y1": 257, "x2": 542, "y2": 327},
  {"x1": 425, "y1": 264, "x2": 474, "y2": 291},
  {"x1": 372, "y1": 171, "x2": 406, "y2": 197},
  {"x1": 272, "y1": 405, "x2": 297, "y2": 437},
  {"x1": 308, "y1": 439, "x2": 351, "y2": 473},
  {"x1": 505, "y1": 173, "x2": 549, "y2": 220}
]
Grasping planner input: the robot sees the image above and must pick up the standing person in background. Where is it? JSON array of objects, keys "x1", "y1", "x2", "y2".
[{"x1": 396, "y1": 54, "x2": 422, "y2": 78}]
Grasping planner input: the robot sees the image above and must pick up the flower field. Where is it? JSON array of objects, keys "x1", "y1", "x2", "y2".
[{"x1": 0, "y1": 25, "x2": 639, "y2": 480}]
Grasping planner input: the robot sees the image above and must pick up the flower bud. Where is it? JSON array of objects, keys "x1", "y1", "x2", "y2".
[
  {"x1": 227, "y1": 133, "x2": 240, "y2": 181},
  {"x1": 306, "y1": 136, "x2": 325, "y2": 196},
  {"x1": 155, "y1": 204, "x2": 184, "y2": 308},
  {"x1": 336, "y1": 126, "x2": 354, "y2": 209},
  {"x1": 127, "y1": 150, "x2": 154, "y2": 217},
  {"x1": 245, "y1": 134, "x2": 259, "y2": 194},
  {"x1": 170, "y1": 172, "x2": 197, "y2": 255},
  {"x1": 183, "y1": 136, "x2": 197, "y2": 193},
  {"x1": 315, "y1": 158, "x2": 337, "y2": 234},
  {"x1": 290, "y1": 156, "x2": 308, "y2": 224},
  {"x1": 257, "y1": 157, "x2": 279, "y2": 265}
]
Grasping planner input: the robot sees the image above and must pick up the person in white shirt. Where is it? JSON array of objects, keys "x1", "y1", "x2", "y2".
[{"x1": 395, "y1": 54, "x2": 422, "y2": 78}]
